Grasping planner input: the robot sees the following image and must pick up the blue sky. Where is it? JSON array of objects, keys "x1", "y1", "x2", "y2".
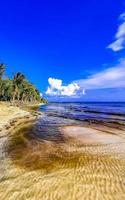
[{"x1": 0, "y1": 0, "x2": 125, "y2": 101}]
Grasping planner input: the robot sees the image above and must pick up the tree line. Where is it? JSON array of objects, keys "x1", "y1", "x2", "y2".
[{"x1": 0, "y1": 63, "x2": 47, "y2": 103}]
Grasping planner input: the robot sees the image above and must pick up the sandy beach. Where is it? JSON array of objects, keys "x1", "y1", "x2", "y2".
[
  {"x1": 0, "y1": 102, "x2": 31, "y2": 134},
  {"x1": 0, "y1": 103, "x2": 125, "y2": 200}
]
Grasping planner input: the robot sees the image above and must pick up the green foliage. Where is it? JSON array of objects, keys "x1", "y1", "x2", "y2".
[
  {"x1": 0, "y1": 63, "x2": 46, "y2": 103},
  {"x1": 0, "y1": 63, "x2": 6, "y2": 79},
  {"x1": 41, "y1": 98, "x2": 48, "y2": 104}
]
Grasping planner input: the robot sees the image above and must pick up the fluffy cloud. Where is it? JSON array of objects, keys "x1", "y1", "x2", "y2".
[
  {"x1": 61, "y1": 83, "x2": 80, "y2": 96},
  {"x1": 45, "y1": 60, "x2": 125, "y2": 98},
  {"x1": 76, "y1": 59, "x2": 125, "y2": 90},
  {"x1": 47, "y1": 78, "x2": 62, "y2": 90},
  {"x1": 108, "y1": 13, "x2": 125, "y2": 51},
  {"x1": 46, "y1": 78, "x2": 80, "y2": 96}
]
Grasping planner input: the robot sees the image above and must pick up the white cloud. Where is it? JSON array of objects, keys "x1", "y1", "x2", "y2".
[
  {"x1": 76, "y1": 59, "x2": 125, "y2": 90},
  {"x1": 40, "y1": 93, "x2": 43, "y2": 97},
  {"x1": 108, "y1": 13, "x2": 125, "y2": 52},
  {"x1": 45, "y1": 60, "x2": 125, "y2": 98},
  {"x1": 46, "y1": 78, "x2": 80, "y2": 97},
  {"x1": 61, "y1": 83, "x2": 80, "y2": 96},
  {"x1": 48, "y1": 78, "x2": 62, "y2": 90}
]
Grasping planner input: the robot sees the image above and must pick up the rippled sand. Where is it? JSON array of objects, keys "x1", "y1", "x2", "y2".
[{"x1": 0, "y1": 119, "x2": 125, "y2": 200}]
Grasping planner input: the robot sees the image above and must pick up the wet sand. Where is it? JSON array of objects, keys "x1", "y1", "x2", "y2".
[{"x1": 0, "y1": 103, "x2": 125, "y2": 200}]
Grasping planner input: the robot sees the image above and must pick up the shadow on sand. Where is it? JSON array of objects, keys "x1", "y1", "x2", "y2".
[
  {"x1": 7, "y1": 118, "x2": 118, "y2": 175},
  {"x1": 7, "y1": 121, "x2": 90, "y2": 173}
]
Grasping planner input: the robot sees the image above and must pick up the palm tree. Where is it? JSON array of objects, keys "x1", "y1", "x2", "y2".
[
  {"x1": 20, "y1": 80, "x2": 40, "y2": 102},
  {"x1": 13, "y1": 72, "x2": 25, "y2": 101},
  {"x1": 0, "y1": 63, "x2": 6, "y2": 80},
  {"x1": 0, "y1": 64, "x2": 46, "y2": 103}
]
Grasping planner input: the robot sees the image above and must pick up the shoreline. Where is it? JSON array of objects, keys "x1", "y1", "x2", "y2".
[
  {"x1": 0, "y1": 102, "x2": 38, "y2": 181},
  {"x1": 1, "y1": 101, "x2": 124, "y2": 158},
  {"x1": 0, "y1": 102, "x2": 37, "y2": 137},
  {"x1": 0, "y1": 102, "x2": 125, "y2": 199}
]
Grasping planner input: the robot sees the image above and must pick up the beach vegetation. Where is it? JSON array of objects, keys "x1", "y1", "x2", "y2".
[{"x1": 0, "y1": 63, "x2": 47, "y2": 103}]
